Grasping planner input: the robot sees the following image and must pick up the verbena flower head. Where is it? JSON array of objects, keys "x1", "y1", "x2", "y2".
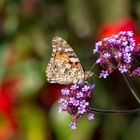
[
  {"x1": 58, "y1": 82, "x2": 95, "y2": 130},
  {"x1": 93, "y1": 31, "x2": 140, "y2": 78}
]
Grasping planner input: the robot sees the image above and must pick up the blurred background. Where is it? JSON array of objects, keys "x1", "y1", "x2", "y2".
[{"x1": 0, "y1": 0, "x2": 140, "y2": 140}]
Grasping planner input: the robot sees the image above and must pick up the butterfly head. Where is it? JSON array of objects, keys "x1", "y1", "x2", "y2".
[{"x1": 84, "y1": 71, "x2": 93, "y2": 80}]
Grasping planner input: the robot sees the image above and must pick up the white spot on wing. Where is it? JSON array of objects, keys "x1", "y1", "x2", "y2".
[
  {"x1": 69, "y1": 57, "x2": 79, "y2": 63},
  {"x1": 65, "y1": 48, "x2": 73, "y2": 52},
  {"x1": 58, "y1": 47, "x2": 62, "y2": 51}
]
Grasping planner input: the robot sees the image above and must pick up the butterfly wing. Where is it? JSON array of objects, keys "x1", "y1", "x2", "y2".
[{"x1": 46, "y1": 36, "x2": 85, "y2": 84}]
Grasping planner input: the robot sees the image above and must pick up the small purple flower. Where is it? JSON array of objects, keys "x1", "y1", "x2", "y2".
[
  {"x1": 82, "y1": 85, "x2": 89, "y2": 92},
  {"x1": 129, "y1": 38, "x2": 135, "y2": 44},
  {"x1": 69, "y1": 97, "x2": 79, "y2": 106},
  {"x1": 58, "y1": 98, "x2": 68, "y2": 106},
  {"x1": 80, "y1": 100, "x2": 89, "y2": 108},
  {"x1": 69, "y1": 122, "x2": 76, "y2": 130},
  {"x1": 69, "y1": 97, "x2": 76, "y2": 104},
  {"x1": 103, "y1": 53, "x2": 111, "y2": 58},
  {"x1": 73, "y1": 100, "x2": 79, "y2": 106},
  {"x1": 115, "y1": 51, "x2": 122, "y2": 58},
  {"x1": 127, "y1": 31, "x2": 133, "y2": 37},
  {"x1": 71, "y1": 84, "x2": 79, "y2": 90},
  {"x1": 103, "y1": 37, "x2": 109, "y2": 41},
  {"x1": 93, "y1": 47, "x2": 98, "y2": 54},
  {"x1": 93, "y1": 41, "x2": 102, "y2": 54},
  {"x1": 132, "y1": 67, "x2": 140, "y2": 76},
  {"x1": 116, "y1": 39, "x2": 121, "y2": 44},
  {"x1": 99, "y1": 70, "x2": 109, "y2": 79},
  {"x1": 96, "y1": 58, "x2": 101, "y2": 64},
  {"x1": 121, "y1": 36, "x2": 126, "y2": 42},
  {"x1": 130, "y1": 41, "x2": 135, "y2": 47},
  {"x1": 124, "y1": 45, "x2": 134, "y2": 52},
  {"x1": 61, "y1": 88, "x2": 70, "y2": 95},
  {"x1": 108, "y1": 38, "x2": 116, "y2": 43},
  {"x1": 58, "y1": 98, "x2": 65, "y2": 103},
  {"x1": 119, "y1": 31, "x2": 126, "y2": 35},
  {"x1": 122, "y1": 41, "x2": 128, "y2": 46},
  {"x1": 113, "y1": 34, "x2": 119, "y2": 39},
  {"x1": 87, "y1": 113, "x2": 94, "y2": 120},
  {"x1": 62, "y1": 99, "x2": 69, "y2": 107},
  {"x1": 96, "y1": 41, "x2": 102, "y2": 47},
  {"x1": 123, "y1": 53, "x2": 131, "y2": 63},
  {"x1": 78, "y1": 106, "x2": 86, "y2": 114},
  {"x1": 77, "y1": 92, "x2": 84, "y2": 98},
  {"x1": 93, "y1": 46, "x2": 99, "y2": 54},
  {"x1": 118, "y1": 65, "x2": 128, "y2": 73},
  {"x1": 88, "y1": 84, "x2": 95, "y2": 89}
]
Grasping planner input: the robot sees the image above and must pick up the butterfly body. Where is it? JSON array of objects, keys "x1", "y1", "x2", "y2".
[{"x1": 46, "y1": 37, "x2": 92, "y2": 84}]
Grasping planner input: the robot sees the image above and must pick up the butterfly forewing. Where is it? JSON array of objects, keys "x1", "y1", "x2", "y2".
[{"x1": 46, "y1": 36, "x2": 85, "y2": 84}]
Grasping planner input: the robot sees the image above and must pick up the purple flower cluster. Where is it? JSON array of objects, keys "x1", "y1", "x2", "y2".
[
  {"x1": 58, "y1": 82, "x2": 95, "y2": 130},
  {"x1": 93, "y1": 31, "x2": 140, "y2": 78}
]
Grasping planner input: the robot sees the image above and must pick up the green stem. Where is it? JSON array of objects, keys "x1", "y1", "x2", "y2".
[
  {"x1": 123, "y1": 73, "x2": 140, "y2": 105},
  {"x1": 89, "y1": 107, "x2": 140, "y2": 114}
]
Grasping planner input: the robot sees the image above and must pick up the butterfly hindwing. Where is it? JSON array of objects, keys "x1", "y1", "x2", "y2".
[{"x1": 46, "y1": 36, "x2": 85, "y2": 84}]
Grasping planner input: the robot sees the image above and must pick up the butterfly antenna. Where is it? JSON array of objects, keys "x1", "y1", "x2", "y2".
[{"x1": 89, "y1": 62, "x2": 96, "y2": 73}]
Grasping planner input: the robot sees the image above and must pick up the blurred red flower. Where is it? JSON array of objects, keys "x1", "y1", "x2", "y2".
[
  {"x1": 97, "y1": 18, "x2": 140, "y2": 47},
  {"x1": 0, "y1": 76, "x2": 21, "y2": 140},
  {"x1": 40, "y1": 83, "x2": 71, "y2": 109}
]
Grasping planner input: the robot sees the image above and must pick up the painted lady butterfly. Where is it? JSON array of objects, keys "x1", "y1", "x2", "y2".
[{"x1": 46, "y1": 37, "x2": 93, "y2": 84}]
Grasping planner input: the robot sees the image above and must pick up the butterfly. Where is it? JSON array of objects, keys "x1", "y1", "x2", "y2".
[{"x1": 46, "y1": 36, "x2": 93, "y2": 84}]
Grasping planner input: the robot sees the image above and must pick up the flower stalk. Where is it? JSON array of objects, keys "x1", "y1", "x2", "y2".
[{"x1": 123, "y1": 73, "x2": 140, "y2": 105}]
